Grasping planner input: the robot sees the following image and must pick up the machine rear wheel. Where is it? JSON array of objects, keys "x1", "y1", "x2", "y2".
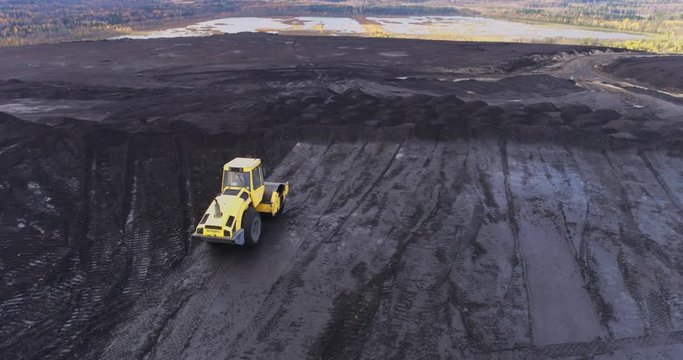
[{"x1": 243, "y1": 206, "x2": 261, "y2": 246}]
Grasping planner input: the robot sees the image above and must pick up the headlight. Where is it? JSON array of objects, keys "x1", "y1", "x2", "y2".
[{"x1": 197, "y1": 227, "x2": 203, "y2": 235}]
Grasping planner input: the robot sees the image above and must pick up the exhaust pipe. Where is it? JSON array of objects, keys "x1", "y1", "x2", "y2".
[{"x1": 213, "y1": 199, "x2": 222, "y2": 218}]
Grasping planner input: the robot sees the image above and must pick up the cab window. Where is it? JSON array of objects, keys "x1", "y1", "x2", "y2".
[
  {"x1": 253, "y1": 165, "x2": 263, "y2": 189},
  {"x1": 222, "y1": 171, "x2": 250, "y2": 189}
]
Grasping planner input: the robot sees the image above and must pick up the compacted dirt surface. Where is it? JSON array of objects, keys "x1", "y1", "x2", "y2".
[
  {"x1": 603, "y1": 56, "x2": 683, "y2": 94},
  {"x1": 1, "y1": 34, "x2": 683, "y2": 359}
]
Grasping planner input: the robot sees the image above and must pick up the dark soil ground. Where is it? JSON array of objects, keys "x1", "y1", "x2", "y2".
[
  {"x1": 604, "y1": 55, "x2": 683, "y2": 93},
  {"x1": 1, "y1": 34, "x2": 683, "y2": 360}
]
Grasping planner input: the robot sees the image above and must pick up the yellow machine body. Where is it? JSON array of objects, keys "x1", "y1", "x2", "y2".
[{"x1": 192, "y1": 157, "x2": 289, "y2": 246}]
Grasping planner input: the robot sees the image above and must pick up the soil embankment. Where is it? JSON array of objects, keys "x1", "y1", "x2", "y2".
[{"x1": 603, "y1": 56, "x2": 683, "y2": 93}]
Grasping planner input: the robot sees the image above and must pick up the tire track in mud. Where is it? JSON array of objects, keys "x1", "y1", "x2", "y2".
[
  {"x1": 567, "y1": 150, "x2": 648, "y2": 341},
  {"x1": 355, "y1": 139, "x2": 475, "y2": 359},
  {"x1": 600, "y1": 150, "x2": 679, "y2": 334},
  {"x1": 313, "y1": 139, "x2": 449, "y2": 360},
  {"x1": 94, "y1": 142, "x2": 238, "y2": 359},
  {"x1": 295, "y1": 139, "x2": 377, "y2": 232},
  {"x1": 0, "y1": 124, "x2": 85, "y2": 358},
  {"x1": 74, "y1": 132, "x2": 285, "y2": 359},
  {"x1": 5, "y1": 125, "x2": 683, "y2": 359},
  {"x1": 554, "y1": 145, "x2": 615, "y2": 337},
  {"x1": 487, "y1": 329, "x2": 683, "y2": 359},
  {"x1": 499, "y1": 139, "x2": 535, "y2": 345},
  {"x1": 342, "y1": 140, "x2": 448, "y2": 351},
  {"x1": 187, "y1": 140, "x2": 362, "y2": 359},
  {"x1": 315, "y1": 137, "x2": 406, "y2": 243},
  {"x1": 313, "y1": 140, "x2": 372, "y2": 219},
  {"x1": 223, "y1": 135, "x2": 413, "y2": 358},
  {"x1": 555, "y1": 145, "x2": 683, "y2": 349},
  {"x1": 448, "y1": 141, "x2": 683, "y2": 358},
  {"x1": 102, "y1": 129, "x2": 411, "y2": 359},
  {"x1": 444, "y1": 137, "x2": 531, "y2": 352},
  {"x1": 318, "y1": 202, "x2": 444, "y2": 360},
  {"x1": 281, "y1": 135, "x2": 335, "y2": 206},
  {"x1": 521, "y1": 142, "x2": 611, "y2": 344},
  {"x1": 507, "y1": 141, "x2": 606, "y2": 346},
  {"x1": 47, "y1": 137, "x2": 134, "y2": 358},
  {"x1": 637, "y1": 151, "x2": 683, "y2": 216},
  {"x1": 100, "y1": 244, "x2": 230, "y2": 359},
  {"x1": 99, "y1": 138, "x2": 325, "y2": 360}
]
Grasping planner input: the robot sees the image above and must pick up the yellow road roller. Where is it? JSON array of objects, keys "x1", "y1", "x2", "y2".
[{"x1": 192, "y1": 157, "x2": 289, "y2": 246}]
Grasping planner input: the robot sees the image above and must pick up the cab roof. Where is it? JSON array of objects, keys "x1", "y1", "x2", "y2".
[{"x1": 223, "y1": 157, "x2": 261, "y2": 171}]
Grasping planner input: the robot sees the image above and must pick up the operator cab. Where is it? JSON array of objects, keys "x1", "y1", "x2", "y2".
[{"x1": 221, "y1": 157, "x2": 265, "y2": 204}]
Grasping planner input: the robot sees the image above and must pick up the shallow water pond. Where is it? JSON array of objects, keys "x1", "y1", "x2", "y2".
[{"x1": 113, "y1": 16, "x2": 648, "y2": 43}]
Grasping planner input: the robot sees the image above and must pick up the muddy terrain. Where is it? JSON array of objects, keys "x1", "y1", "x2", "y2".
[
  {"x1": 1, "y1": 34, "x2": 683, "y2": 359},
  {"x1": 603, "y1": 56, "x2": 683, "y2": 93}
]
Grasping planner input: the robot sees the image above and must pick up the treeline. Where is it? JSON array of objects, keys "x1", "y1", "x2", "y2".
[
  {"x1": 0, "y1": 0, "x2": 238, "y2": 46},
  {"x1": 487, "y1": 8, "x2": 682, "y2": 35},
  {"x1": 619, "y1": 33, "x2": 683, "y2": 53},
  {"x1": 472, "y1": 1, "x2": 683, "y2": 53}
]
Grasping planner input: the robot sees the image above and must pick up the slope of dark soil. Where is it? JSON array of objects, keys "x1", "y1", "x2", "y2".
[
  {"x1": 1, "y1": 34, "x2": 683, "y2": 360},
  {"x1": 603, "y1": 56, "x2": 683, "y2": 93}
]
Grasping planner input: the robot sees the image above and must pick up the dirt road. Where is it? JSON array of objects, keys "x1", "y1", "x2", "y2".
[{"x1": 1, "y1": 34, "x2": 683, "y2": 359}]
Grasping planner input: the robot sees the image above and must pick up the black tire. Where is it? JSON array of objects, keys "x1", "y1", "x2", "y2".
[{"x1": 242, "y1": 206, "x2": 262, "y2": 247}]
